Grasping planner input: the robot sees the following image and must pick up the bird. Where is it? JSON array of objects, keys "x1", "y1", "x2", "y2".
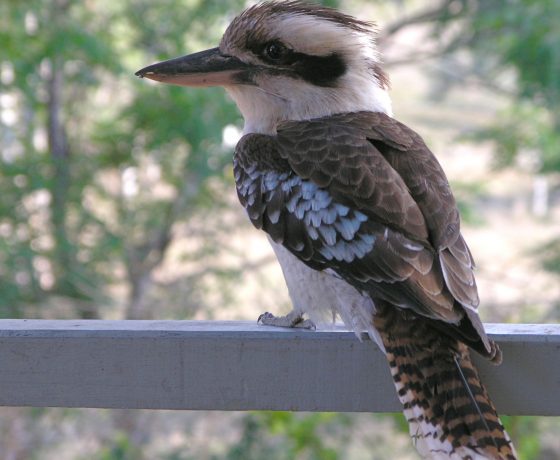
[{"x1": 136, "y1": 2, "x2": 517, "y2": 459}]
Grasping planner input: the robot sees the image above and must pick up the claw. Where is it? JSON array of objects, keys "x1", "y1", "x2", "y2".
[
  {"x1": 257, "y1": 312, "x2": 274, "y2": 325},
  {"x1": 257, "y1": 311, "x2": 316, "y2": 330}
]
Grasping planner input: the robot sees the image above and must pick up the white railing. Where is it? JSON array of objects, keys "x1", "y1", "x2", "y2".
[{"x1": 0, "y1": 320, "x2": 558, "y2": 415}]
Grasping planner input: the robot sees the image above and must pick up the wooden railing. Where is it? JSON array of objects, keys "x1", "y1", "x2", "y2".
[{"x1": 0, "y1": 320, "x2": 558, "y2": 415}]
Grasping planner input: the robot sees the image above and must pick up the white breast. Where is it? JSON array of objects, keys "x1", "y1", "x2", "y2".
[{"x1": 269, "y1": 239, "x2": 384, "y2": 351}]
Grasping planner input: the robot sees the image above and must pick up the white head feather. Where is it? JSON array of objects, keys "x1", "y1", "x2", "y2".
[{"x1": 220, "y1": 1, "x2": 392, "y2": 134}]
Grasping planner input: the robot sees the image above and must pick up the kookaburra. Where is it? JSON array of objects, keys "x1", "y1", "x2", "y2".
[{"x1": 136, "y1": 2, "x2": 517, "y2": 459}]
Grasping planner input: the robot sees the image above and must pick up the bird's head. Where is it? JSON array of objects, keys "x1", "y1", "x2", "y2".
[{"x1": 136, "y1": 1, "x2": 391, "y2": 134}]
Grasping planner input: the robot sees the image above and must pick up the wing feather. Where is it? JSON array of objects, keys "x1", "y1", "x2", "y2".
[{"x1": 234, "y1": 112, "x2": 491, "y2": 355}]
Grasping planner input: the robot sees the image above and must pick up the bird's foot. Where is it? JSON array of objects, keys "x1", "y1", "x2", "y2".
[{"x1": 257, "y1": 311, "x2": 316, "y2": 330}]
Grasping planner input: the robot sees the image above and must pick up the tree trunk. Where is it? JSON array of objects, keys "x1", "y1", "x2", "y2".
[{"x1": 47, "y1": 55, "x2": 78, "y2": 298}]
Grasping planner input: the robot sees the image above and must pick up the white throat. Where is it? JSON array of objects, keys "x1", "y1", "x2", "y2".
[{"x1": 226, "y1": 74, "x2": 392, "y2": 135}]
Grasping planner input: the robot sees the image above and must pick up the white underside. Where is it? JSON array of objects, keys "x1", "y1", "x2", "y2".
[{"x1": 269, "y1": 238, "x2": 384, "y2": 351}]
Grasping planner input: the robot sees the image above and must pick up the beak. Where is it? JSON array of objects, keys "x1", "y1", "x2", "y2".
[{"x1": 135, "y1": 47, "x2": 250, "y2": 88}]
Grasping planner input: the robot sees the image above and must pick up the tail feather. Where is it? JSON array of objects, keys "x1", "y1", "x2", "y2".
[{"x1": 374, "y1": 306, "x2": 517, "y2": 460}]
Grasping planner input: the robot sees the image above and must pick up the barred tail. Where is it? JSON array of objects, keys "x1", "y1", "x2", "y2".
[{"x1": 374, "y1": 307, "x2": 517, "y2": 460}]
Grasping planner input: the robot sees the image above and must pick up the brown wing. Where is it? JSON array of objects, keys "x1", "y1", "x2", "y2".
[
  {"x1": 276, "y1": 115, "x2": 431, "y2": 244},
  {"x1": 274, "y1": 112, "x2": 489, "y2": 352},
  {"x1": 359, "y1": 112, "x2": 479, "y2": 306},
  {"x1": 235, "y1": 134, "x2": 460, "y2": 324},
  {"x1": 354, "y1": 112, "x2": 485, "y2": 345}
]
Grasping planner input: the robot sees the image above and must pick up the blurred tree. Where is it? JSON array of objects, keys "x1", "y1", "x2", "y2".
[
  {"x1": 0, "y1": 0, "x2": 244, "y2": 319},
  {"x1": 432, "y1": 0, "x2": 560, "y2": 172},
  {"x1": 1, "y1": 0, "x2": 120, "y2": 314},
  {"x1": 217, "y1": 412, "x2": 348, "y2": 460},
  {"x1": 381, "y1": 0, "x2": 560, "y2": 171},
  {"x1": 1, "y1": 1, "x2": 244, "y2": 457}
]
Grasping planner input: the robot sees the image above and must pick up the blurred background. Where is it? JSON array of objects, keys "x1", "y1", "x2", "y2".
[{"x1": 1, "y1": 0, "x2": 559, "y2": 458}]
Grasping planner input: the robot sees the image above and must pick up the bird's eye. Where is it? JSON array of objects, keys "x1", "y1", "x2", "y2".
[{"x1": 264, "y1": 41, "x2": 286, "y2": 61}]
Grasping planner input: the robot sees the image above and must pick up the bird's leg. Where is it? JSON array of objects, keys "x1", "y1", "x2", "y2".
[{"x1": 257, "y1": 310, "x2": 316, "y2": 330}]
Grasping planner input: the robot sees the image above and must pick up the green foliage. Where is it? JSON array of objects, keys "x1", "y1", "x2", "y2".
[
  {"x1": 95, "y1": 433, "x2": 143, "y2": 460},
  {"x1": 501, "y1": 416, "x2": 542, "y2": 460},
  {"x1": 468, "y1": 0, "x2": 560, "y2": 110},
  {"x1": 432, "y1": 0, "x2": 560, "y2": 105},
  {"x1": 467, "y1": 103, "x2": 560, "y2": 173},
  {"x1": 537, "y1": 239, "x2": 560, "y2": 275},
  {"x1": 434, "y1": 0, "x2": 560, "y2": 174},
  {"x1": 0, "y1": 0, "x2": 243, "y2": 315},
  {"x1": 218, "y1": 412, "x2": 350, "y2": 460},
  {"x1": 0, "y1": 0, "x2": 120, "y2": 308},
  {"x1": 387, "y1": 412, "x2": 409, "y2": 435},
  {"x1": 450, "y1": 181, "x2": 487, "y2": 226}
]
